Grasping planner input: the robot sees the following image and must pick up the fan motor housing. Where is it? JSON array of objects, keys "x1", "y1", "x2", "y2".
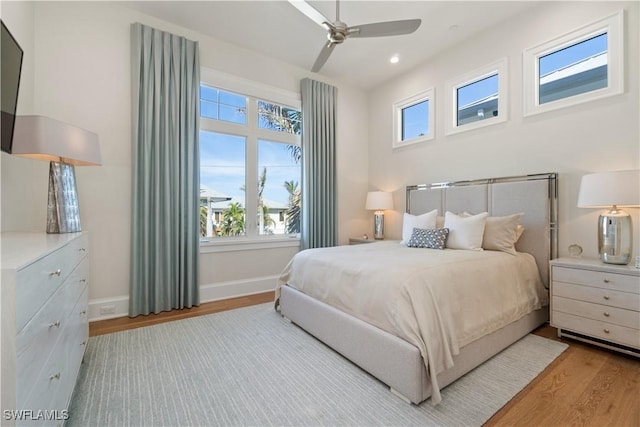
[{"x1": 327, "y1": 21, "x2": 348, "y2": 43}]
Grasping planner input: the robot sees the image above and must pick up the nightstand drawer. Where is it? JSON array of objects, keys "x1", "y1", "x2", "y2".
[
  {"x1": 553, "y1": 311, "x2": 639, "y2": 348},
  {"x1": 552, "y1": 281, "x2": 639, "y2": 311},
  {"x1": 552, "y1": 266, "x2": 639, "y2": 294},
  {"x1": 553, "y1": 296, "x2": 639, "y2": 329}
]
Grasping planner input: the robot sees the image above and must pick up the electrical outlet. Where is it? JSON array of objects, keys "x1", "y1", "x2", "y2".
[{"x1": 100, "y1": 305, "x2": 116, "y2": 315}]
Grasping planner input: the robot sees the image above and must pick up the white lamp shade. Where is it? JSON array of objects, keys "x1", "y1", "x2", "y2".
[
  {"x1": 12, "y1": 115, "x2": 101, "y2": 166},
  {"x1": 577, "y1": 170, "x2": 640, "y2": 208},
  {"x1": 365, "y1": 191, "x2": 393, "y2": 210}
]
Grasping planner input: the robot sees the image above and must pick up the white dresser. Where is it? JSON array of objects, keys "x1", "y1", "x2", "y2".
[
  {"x1": 1, "y1": 232, "x2": 89, "y2": 426},
  {"x1": 550, "y1": 257, "x2": 639, "y2": 357}
]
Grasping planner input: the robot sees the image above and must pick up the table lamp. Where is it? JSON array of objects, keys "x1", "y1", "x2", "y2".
[
  {"x1": 577, "y1": 170, "x2": 640, "y2": 264},
  {"x1": 12, "y1": 115, "x2": 101, "y2": 233},
  {"x1": 365, "y1": 191, "x2": 393, "y2": 239}
]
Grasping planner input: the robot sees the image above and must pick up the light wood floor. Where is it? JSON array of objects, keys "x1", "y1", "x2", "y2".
[{"x1": 90, "y1": 291, "x2": 640, "y2": 426}]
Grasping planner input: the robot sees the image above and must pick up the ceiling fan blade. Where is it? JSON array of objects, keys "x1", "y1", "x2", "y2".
[
  {"x1": 348, "y1": 19, "x2": 421, "y2": 38},
  {"x1": 311, "y1": 41, "x2": 336, "y2": 72},
  {"x1": 288, "y1": 0, "x2": 330, "y2": 27}
]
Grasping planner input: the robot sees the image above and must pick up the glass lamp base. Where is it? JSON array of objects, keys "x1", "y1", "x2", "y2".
[
  {"x1": 47, "y1": 161, "x2": 82, "y2": 234},
  {"x1": 598, "y1": 209, "x2": 632, "y2": 265},
  {"x1": 373, "y1": 211, "x2": 385, "y2": 240}
]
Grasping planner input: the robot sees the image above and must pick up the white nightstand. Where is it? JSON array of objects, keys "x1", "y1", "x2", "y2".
[{"x1": 549, "y1": 257, "x2": 639, "y2": 357}]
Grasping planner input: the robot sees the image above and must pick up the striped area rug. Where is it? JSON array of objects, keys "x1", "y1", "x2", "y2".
[{"x1": 68, "y1": 303, "x2": 567, "y2": 426}]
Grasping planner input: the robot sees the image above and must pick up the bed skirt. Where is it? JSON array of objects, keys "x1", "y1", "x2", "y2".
[{"x1": 279, "y1": 284, "x2": 549, "y2": 404}]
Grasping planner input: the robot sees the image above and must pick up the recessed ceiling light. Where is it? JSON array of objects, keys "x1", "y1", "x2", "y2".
[{"x1": 390, "y1": 55, "x2": 400, "y2": 64}]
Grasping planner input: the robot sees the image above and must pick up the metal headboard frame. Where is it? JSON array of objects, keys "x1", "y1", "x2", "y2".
[{"x1": 405, "y1": 172, "x2": 558, "y2": 262}]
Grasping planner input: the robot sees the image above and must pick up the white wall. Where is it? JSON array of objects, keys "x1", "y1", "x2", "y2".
[
  {"x1": 1, "y1": 2, "x2": 46, "y2": 232},
  {"x1": 368, "y1": 1, "x2": 640, "y2": 260},
  {"x1": 0, "y1": 2, "x2": 369, "y2": 320}
]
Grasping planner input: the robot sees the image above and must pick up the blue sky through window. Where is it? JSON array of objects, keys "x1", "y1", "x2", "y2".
[
  {"x1": 200, "y1": 132, "x2": 299, "y2": 207},
  {"x1": 200, "y1": 131, "x2": 246, "y2": 202},
  {"x1": 200, "y1": 85, "x2": 246, "y2": 124},
  {"x1": 258, "y1": 140, "x2": 300, "y2": 206},
  {"x1": 402, "y1": 100, "x2": 429, "y2": 140},
  {"x1": 457, "y1": 74, "x2": 498, "y2": 108},
  {"x1": 539, "y1": 33, "x2": 607, "y2": 76}
]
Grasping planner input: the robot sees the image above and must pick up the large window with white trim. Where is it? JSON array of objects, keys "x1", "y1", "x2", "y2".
[
  {"x1": 199, "y1": 79, "x2": 301, "y2": 241},
  {"x1": 523, "y1": 10, "x2": 623, "y2": 116}
]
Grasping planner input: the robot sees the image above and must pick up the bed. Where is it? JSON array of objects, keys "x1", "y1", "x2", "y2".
[{"x1": 276, "y1": 173, "x2": 558, "y2": 405}]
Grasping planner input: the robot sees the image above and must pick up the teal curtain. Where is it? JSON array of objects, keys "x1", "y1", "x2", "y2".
[
  {"x1": 130, "y1": 23, "x2": 200, "y2": 317},
  {"x1": 300, "y1": 78, "x2": 337, "y2": 249}
]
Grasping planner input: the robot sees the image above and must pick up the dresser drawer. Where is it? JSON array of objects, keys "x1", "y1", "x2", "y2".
[
  {"x1": 552, "y1": 266, "x2": 639, "y2": 294},
  {"x1": 51, "y1": 286, "x2": 89, "y2": 413},
  {"x1": 552, "y1": 296, "x2": 639, "y2": 329},
  {"x1": 20, "y1": 351, "x2": 70, "y2": 427},
  {"x1": 18, "y1": 289, "x2": 87, "y2": 421},
  {"x1": 552, "y1": 281, "x2": 640, "y2": 312},
  {"x1": 552, "y1": 311, "x2": 640, "y2": 348},
  {"x1": 15, "y1": 258, "x2": 89, "y2": 404},
  {"x1": 16, "y1": 234, "x2": 89, "y2": 332}
]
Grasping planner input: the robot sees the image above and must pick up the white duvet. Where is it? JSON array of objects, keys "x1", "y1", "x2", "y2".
[{"x1": 276, "y1": 241, "x2": 549, "y2": 404}]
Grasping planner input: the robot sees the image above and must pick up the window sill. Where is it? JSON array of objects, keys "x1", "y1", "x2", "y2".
[{"x1": 199, "y1": 236, "x2": 301, "y2": 253}]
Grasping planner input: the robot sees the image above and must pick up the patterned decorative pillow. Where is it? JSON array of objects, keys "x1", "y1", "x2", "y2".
[{"x1": 407, "y1": 227, "x2": 449, "y2": 249}]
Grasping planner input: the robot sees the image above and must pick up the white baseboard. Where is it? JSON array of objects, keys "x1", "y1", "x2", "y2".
[{"x1": 88, "y1": 275, "x2": 278, "y2": 322}]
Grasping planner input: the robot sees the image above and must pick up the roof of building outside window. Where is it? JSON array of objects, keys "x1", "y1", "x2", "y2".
[{"x1": 540, "y1": 52, "x2": 607, "y2": 85}]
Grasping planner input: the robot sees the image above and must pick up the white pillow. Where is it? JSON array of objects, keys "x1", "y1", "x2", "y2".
[
  {"x1": 444, "y1": 211, "x2": 488, "y2": 250},
  {"x1": 482, "y1": 213, "x2": 523, "y2": 255},
  {"x1": 400, "y1": 210, "x2": 438, "y2": 245}
]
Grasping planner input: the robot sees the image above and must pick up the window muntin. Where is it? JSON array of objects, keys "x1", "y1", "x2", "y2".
[
  {"x1": 199, "y1": 82, "x2": 301, "y2": 241},
  {"x1": 200, "y1": 85, "x2": 246, "y2": 124},
  {"x1": 444, "y1": 58, "x2": 507, "y2": 135},
  {"x1": 392, "y1": 88, "x2": 434, "y2": 148},
  {"x1": 257, "y1": 139, "x2": 301, "y2": 236},
  {"x1": 523, "y1": 10, "x2": 623, "y2": 116},
  {"x1": 456, "y1": 74, "x2": 498, "y2": 126},
  {"x1": 538, "y1": 33, "x2": 607, "y2": 105}
]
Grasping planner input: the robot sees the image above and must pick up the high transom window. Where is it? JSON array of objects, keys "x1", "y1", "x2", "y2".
[
  {"x1": 445, "y1": 58, "x2": 507, "y2": 135},
  {"x1": 523, "y1": 10, "x2": 623, "y2": 116},
  {"x1": 392, "y1": 88, "x2": 434, "y2": 148}
]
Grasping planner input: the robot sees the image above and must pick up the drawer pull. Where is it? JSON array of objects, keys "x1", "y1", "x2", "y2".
[
  {"x1": 603, "y1": 278, "x2": 610, "y2": 283},
  {"x1": 48, "y1": 320, "x2": 61, "y2": 328},
  {"x1": 80, "y1": 278, "x2": 87, "y2": 283},
  {"x1": 80, "y1": 310, "x2": 87, "y2": 315},
  {"x1": 49, "y1": 269, "x2": 62, "y2": 277},
  {"x1": 603, "y1": 295, "x2": 610, "y2": 300},
  {"x1": 79, "y1": 248, "x2": 86, "y2": 252},
  {"x1": 604, "y1": 328, "x2": 610, "y2": 334},
  {"x1": 603, "y1": 312, "x2": 610, "y2": 317},
  {"x1": 49, "y1": 372, "x2": 61, "y2": 381},
  {"x1": 81, "y1": 341, "x2": 86, "y2": 346}
]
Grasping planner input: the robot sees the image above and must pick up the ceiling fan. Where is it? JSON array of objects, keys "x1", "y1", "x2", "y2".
[{"x1": 288, "y1": 0, "x2": 421, "y2": 72}]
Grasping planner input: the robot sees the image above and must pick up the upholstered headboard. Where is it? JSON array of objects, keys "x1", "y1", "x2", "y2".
[{"x1": 406, "y1": 173, "x2": 558, "y2": 287}]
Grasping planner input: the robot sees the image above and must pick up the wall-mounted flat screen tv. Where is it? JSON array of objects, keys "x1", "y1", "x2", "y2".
[{"x1": 1, "y1": 20, "x2": 24, "y2": 154}]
